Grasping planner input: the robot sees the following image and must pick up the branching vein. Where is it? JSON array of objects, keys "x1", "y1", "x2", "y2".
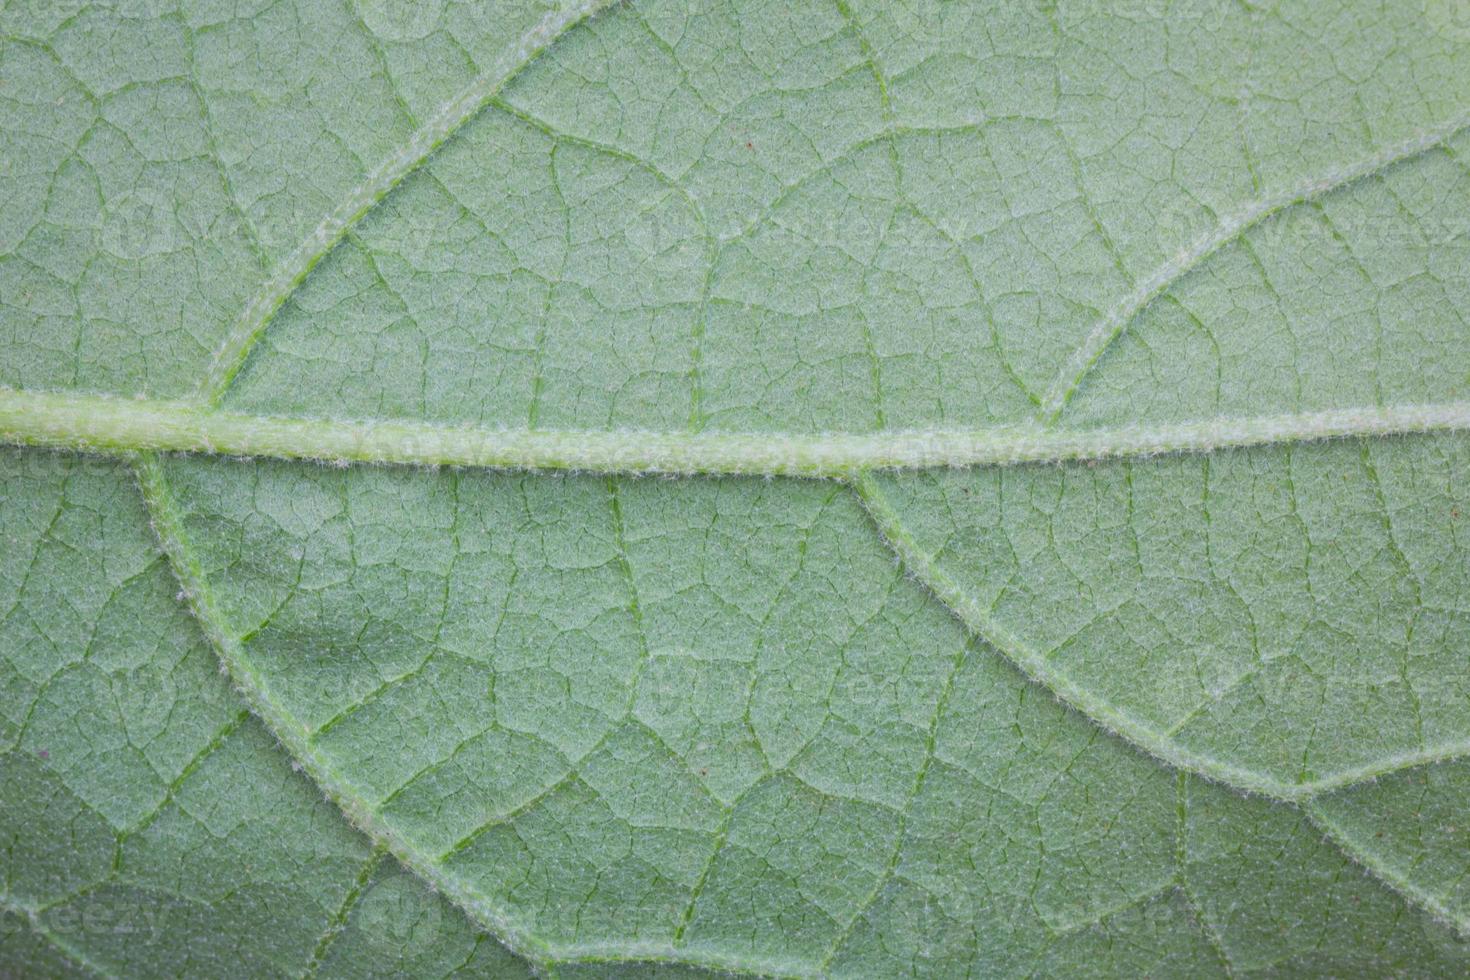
[
  {"x1": 1038, "y1": 109, "x2": 1470, "y2": 423},
  {"x1": 851, "y1": 472, "x2": 1470, "y2": 803},
  {"x1": 193, "y1": 0, "x2": 624, "y2": 406}
]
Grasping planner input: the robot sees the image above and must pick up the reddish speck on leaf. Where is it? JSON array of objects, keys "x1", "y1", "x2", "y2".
[{"x1": 37, "y1": 749, "x2": 48, "y2": 760}]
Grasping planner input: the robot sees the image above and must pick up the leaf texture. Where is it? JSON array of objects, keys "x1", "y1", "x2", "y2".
[{"x1": 4, "y1": 0, "x2": 1470, "y2": 977}]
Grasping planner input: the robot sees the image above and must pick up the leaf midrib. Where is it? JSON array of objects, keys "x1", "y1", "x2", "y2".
[
  {"x1": 3, "y1": 388, "x2": 1468, "y2": 476},
  {"x1": 16, "y1": 0, "x2": 1467, "y2": 970}
]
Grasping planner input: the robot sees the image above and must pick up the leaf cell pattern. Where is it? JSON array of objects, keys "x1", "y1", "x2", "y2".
[{"x1": 4, "y1": 1, "x2": 1470, "y2": 977}]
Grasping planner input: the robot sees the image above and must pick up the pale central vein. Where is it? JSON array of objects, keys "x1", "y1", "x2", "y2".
[{"x1": 4, "y1": 388, "x2": 1467, "y2": 478}]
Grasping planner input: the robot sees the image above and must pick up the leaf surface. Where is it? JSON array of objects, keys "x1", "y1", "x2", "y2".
[{"x1": 4, "y1": 0, "x2": 1470, "y2": 976}]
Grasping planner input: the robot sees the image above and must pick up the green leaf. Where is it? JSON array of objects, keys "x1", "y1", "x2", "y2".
[{"x1": 4, "y1": 1, "x2": 1470, "y2": 977}]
